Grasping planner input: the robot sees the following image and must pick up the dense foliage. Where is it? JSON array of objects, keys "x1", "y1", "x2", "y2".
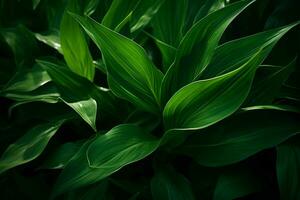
[{"x1": 0, "y1": 0, "x2": 300, "y2": 199}]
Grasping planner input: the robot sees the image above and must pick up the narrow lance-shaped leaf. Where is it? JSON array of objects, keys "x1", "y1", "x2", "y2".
[
  {"x1": 0, "y1": 119, "x2": 65, "y2": 174},
  {"x1": 163, "y1": 50, "x2": 264, "y2": 130},
  {"x1": 245, "y1": 57, "x2": 296, "y2": 105},
  {"x1": 277, "y1": 141, "x2": 300, "y2": 200},
  {"x1": 53, "y1": 124, "x2": 159, "y2": 196},
  {"x1": 179, "y1": 109, "x2": 300, "y2": 167},
  {"x1": 102, "y1": 0, "x2": 140, "y2": 31},
  {"x1": 60, "y1": 0, "x2": 94, "y2": 80},
  {"x1": 71, "y1": 14, "x2": 163, "y2": 113},
  {"x1": 162, "y1": 0, "x2": 254, "y2": 102},
  {"x1": 201, "y1": 22, "x2": 300, "y2": 79}
]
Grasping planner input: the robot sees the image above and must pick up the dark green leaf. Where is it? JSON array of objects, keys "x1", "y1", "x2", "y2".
[
  {"x1": 0, "y1": 119, "x2": 65, "y2": 174},
  {"x1": 53, "y1": 124, "x2": 159, "y2": 196},
  {"x1": 201, "y1": 22, "x2": 299, "y2": 79},
  {"x1": 151, "y1": 165, "x2": 195, "y2": 200},
  {"x1": 213, "y1": 167, "x2": 261, "y2": 200},
  {"x1": 277, "y1": 142, "x2": 300, "y2": 200},
  {"x1": 180, "y1": 109, "x2": 300, "y2": 167}
]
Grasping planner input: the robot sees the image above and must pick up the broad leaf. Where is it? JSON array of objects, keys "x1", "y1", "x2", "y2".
[
  {"x1": 162, "y1": 0, "x2": 254, "y2": 101},
  {"x1": 180, "y1": 109, "x2": 300, "y2": 167},
  {"x1": 0, "y1": 119, "x2": 65, "y2": 174},
  {"x1": 277, "y1": 141, "x2": 300, "y2": 200},
  {"x1": 53, "y1": 124, "x2": 159, "y2": 196},
  {"x1": 163, "y1": 50, "x2": 264, "y2": 130},
  {"x1": 60, "y1": 0, "x2": 94, "y2": 80},
  {"x1": 72, "y1": 14, "x2": 163, "y2": 113},
  {"x1": 151, "y1": 165, "x2": 195, "y2": 200}
]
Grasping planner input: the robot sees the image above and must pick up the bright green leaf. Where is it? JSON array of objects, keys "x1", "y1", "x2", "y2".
[
  {"x1": 162, "y1": 0, "x2": 254, "y2": 101},
  {"x1": 72, "y1": 14, "x2": 163, "y2": 113},
  {"x1": 60, "y1": 0, "x2": 94, "y2": 80},
  {"x1": 163, "y1": 50, "x2": 264, "y2": 130}
]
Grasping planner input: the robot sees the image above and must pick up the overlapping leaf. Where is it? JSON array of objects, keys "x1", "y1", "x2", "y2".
[
  {"x1": 180, "y1": 109, "x2": 300, "y2": 166},
  {"x1": 162, "y1": 0, "x2": 254, "y2": 101},
  {"x1": 53, "y1": 124, "x2": 159, "y2": 196},
  {"x1": 163, "y1": 50, "x2": 264, "y2": 130},
  {"x1": 60, "y1": 0, "x2": 94, "y2": 80},
  {"x1": 0, "y1": 119, "x2": 65, "y2": 174},
  {"x1": 72, "y1": 14, "x2": 163, "y2": 113}
]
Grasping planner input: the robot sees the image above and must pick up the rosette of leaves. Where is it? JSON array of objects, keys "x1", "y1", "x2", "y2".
[{"x1": 0, "y1": 0, "x2": 300, "y2": 199}]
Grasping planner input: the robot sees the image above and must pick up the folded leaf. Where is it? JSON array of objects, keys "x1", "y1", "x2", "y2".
[
  {"x1": 180, "y1": 109, "x2": 300, "y2": 167},
  {"x1": 277, "y1": 142, "x2": 300, "y2": 200},
  {"x1": 53, "y1": 124, "x2": 159, "y2": 196},
  {"x1": 60, "y1": 0, "x2": 94, "y2": 80},
  {"x1": 72, "y1": 14, "x2": 163, "y2": 113},
  {"x1": 162, "y1": 0, "x2": 254, "y2": 101},
  {"x1": 38, "y1": 60, "x2": 117, "y2": 131},
  {"x1": 163, "y1": 50, "x2": 264, "y2": 130},
  {"x1": 0, "y1": 119, "x2": 65, "y2": 174},
  {"x1": 35, "y1": 31, "x2": 62, "y2": 54},
  {"x1": 151, "y1": 165, "x2": 195, "y2": 200}
]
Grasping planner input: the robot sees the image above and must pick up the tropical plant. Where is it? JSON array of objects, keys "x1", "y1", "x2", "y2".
[{"x1": 0, "y1": 0, "x2": 300, "y2": 199}]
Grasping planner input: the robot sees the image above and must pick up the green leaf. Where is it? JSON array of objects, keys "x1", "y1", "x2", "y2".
[
  {"x1": 151, "y1": 165, "x2": 195, "y2": 200},
  {"x1": 0, "y1": 119, "x2": 65, "y2": 174},
  {"x1": 102, "y1": 0, "x2": 140, "y2": 31},
  {"x1": 163, "y1": 50, "x2": 264, "y2": 130},
  {"x1": 60, "y1": 0, "x2": 94, "y2": 80},
  {"x1": 180, "y1": 109, "x2": 300, "y2": 167},
  {"x1": 2, "y1": 64, "x2": 51, "y2": 93},
  {"x1": 37, "y1": 59, "x2": 116, "y2": 131},
  {"x1": 35, "y1": 31, "x2": 62, "y2": 54},
  {"x1": 72, "y1": 14, "x2": 163, "y2": 113},
  {"x1": 0, "y1": 25, "x2": 38, "y2": 69},
  {"x1": 201, "y1": 22, "x2": 300, "y2": 79},
  {"x1": 245, "y1": 58, "x2": 296, "y2": 105},
  {"x1": 130, "y1": 0, "x2": 165, "y2": 33},
  {"x1": 277, "y1": 142, "x2": 300, "y2": 200},
  {"x1": 53, "y1": 124, "x2": 159, "y2": 196},
  {"x1": 213, "y1": 167, "x2": 261, "y2": 200},
  {"x1": 32, "y1": 0, "x2": 40, "y2": 9},
  {"x1": 41, "y1": 141, "x2": 82, "y2": 169},
  {"x1": 162, "y1": 0, "x2": 254, "y2": 101},
  {"x1": 151, "y1": 0, "x2": 187, "y2": 47}
]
